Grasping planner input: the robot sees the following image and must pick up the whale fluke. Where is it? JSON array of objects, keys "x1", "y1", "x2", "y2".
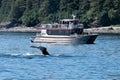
[{"x1": 31, "y1": 46, "x2": 49, "y2": 56}]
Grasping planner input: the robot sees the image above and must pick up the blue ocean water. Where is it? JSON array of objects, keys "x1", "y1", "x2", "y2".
[{"x1": 0, "y1": 32, "x2": 120, "y2": 80}]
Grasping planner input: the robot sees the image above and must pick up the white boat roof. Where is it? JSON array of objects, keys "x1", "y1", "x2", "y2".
[{"x1": 60, "y1": 19, "x2": 79, "y2": 22}]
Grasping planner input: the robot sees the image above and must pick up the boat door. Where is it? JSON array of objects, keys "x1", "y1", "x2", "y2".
[{"x1": 41, "y1": 30, "x2": 47, "y2": 35}]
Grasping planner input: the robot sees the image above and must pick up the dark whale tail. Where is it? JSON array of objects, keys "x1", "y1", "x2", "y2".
[{"x1": 31, "y1": 46, "x2": 49, "y2": 56}]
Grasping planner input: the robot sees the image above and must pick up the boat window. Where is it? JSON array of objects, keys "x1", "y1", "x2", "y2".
[
  {"x1": 47, "y1": 30, "x2": 72, "y2": 35},
  {"x1": 71, "y1": 28, "x2": 83, "y2": 34},
  {"x1": 73, "y1": 21, "x2": 78, "y2": 25}
]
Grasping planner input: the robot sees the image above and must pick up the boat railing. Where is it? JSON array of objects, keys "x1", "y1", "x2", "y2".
[
  {"x1": 41, "y1": 23, "x2": 69, "y2": 29},
  {"x1": 40, "y1": 23, "x2": 83, "y2": 29},
  {"x1": 60, "y1": 24, "x2": 68, "y2": 28}
]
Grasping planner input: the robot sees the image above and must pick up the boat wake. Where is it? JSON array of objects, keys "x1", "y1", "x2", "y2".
[
  {"x1": 0, "y1": 53, "x2": 80, "y2": 59},
  {"x1": 0, "y1": 53, "x2": 45, "y2": 59}
]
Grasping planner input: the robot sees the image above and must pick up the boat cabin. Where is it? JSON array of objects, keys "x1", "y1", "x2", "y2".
[{"x1": 39, "y1": 18, "x2": 84, "y2": 35}]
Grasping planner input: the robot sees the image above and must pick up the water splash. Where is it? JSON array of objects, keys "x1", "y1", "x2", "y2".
[
  {"x1": 0, "y1": 52, "x2": 82, "y2": 59},
  {"x1": 0, "y1": 53, "x2": 45, "y2": 59}
]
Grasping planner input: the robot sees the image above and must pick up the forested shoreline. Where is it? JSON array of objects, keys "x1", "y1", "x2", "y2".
[{"x1": 0, "y1": 0, "x2": 120, "y2": 27}]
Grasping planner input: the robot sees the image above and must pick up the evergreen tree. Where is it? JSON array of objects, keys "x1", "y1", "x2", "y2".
[{"x1": 0, "y1": 0, "x2": 120, "y2": 26}]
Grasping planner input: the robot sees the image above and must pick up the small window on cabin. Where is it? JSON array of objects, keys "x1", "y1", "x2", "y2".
[{"x1": 73, "y1": 21, "x2": 78, "y2": 25}]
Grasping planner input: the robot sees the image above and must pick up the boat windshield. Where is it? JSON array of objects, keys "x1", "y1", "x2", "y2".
[{"x1": 59, "y1": 19, "x2": 83, "y2": 28}]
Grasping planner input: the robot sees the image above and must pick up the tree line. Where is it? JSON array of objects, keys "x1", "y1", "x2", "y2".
[{"x1": 0, "y1": 0, "x2": 120, "y2": 27}]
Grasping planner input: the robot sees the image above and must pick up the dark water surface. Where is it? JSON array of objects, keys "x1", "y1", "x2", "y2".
[{"x1": 0, "y1": 32, "x2": 120, "y2": 80}]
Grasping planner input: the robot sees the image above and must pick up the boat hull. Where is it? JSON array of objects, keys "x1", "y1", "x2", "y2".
[
  {"x1": 87, "y1": 34, "x2": 98, "y2": 44},
  {"x1": 31, "y1": 34, "x2": 96, "y2": 45}
]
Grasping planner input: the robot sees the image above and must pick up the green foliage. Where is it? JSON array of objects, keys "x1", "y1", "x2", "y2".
[
  {"x1": 0, "y1": 0, "x2": 120, "y2": 27},
  {"x1": 99, "y1": 11, "x2": 111, "y2": 26},
  {"x1": 20, "y1": 10, "x2": 39, "y2": 27}
]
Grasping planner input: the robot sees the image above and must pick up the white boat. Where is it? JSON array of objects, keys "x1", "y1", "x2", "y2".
[{"x1": 31, "y1": 16, "x2": 98, "y2": 45}]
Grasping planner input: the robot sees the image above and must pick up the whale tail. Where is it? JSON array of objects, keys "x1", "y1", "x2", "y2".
[{"x1": 31, "y1": 46, "x2": 49, "y2": 56}]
